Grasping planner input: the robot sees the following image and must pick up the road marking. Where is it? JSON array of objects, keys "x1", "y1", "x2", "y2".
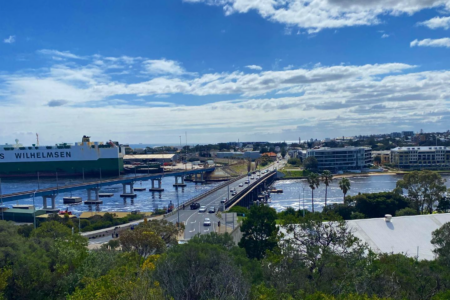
[
  {"x1": 204, "y1": 228, "x2": 210, "y2": 232},
  {"x1": 190, "y1": 220, "x2": 197, "y2": 223},
  {"x1": 189, "y1": 228, "x2": 195, "y2": 233}
]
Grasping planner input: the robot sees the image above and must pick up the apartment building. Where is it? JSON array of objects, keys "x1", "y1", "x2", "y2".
[
  {"x1": 306, "y1": 146, "x2": 372, "y2": 171},
  {"x1": 390, "y1": 146, "x2": 450, "y2": 170}
]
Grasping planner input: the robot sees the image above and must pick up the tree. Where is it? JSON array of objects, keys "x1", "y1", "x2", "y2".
[
  {"x1": 396, "y1": 171, "x2": 448, "y2": 214},
  {"x1": 281, "y1": 147, "x2": 287, "y2": 158},
  {"x1": 154, "y1": 243, "x2": 250, "y2": 300},
  {"x1": 239, "y1": 205, "x2": 279, "y2": 260},
  {"x1": 321, "y1": 170, "x2": 333, "y2": 207},
  {"x1": 395, "y1": 207, "x2": 418, "y2": 217},
  {"x1": 348, "y1": 192, "x2": 411, "y2": 219},
  {"x1": 280, "y1": 213, "x2": 368, "y2": 290},
  {"x1": 304, "y1": 156, "x2": 318, "y2": 171},
  {"x1": 307, "y1": 173, "x2": 320, "y2": 213},
  {"x1": 339, "y1": 177, "x2": 351, "y2": 203},
  {"x1": 432, "y1": 222, "x2": 450, "y2": 266},
  {"x1": 373, "y1": 155, "x2": 382, "y2": 165},
  {"x1": 437, "y1": 196, "x2": 450, "y2": 213},
  {"x1": 120, "y1": 219, "x2": 179, "y2": 258}
]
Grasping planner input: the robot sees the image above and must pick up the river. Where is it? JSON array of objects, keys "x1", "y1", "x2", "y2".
[
  {"x1": 269, "y1": 174, "x2": 450, "y2": 212},
  {"x1": 0, "y1": 175, "x2": 221, "y2": 215}
]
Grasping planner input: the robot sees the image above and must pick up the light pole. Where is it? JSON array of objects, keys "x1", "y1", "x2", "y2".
[
  {"x1": 0, "y1": 178, "x2": 3, "y2": 221},
  {"x1": 32, "y1": 190, "x2": 37, "y2": 229}
]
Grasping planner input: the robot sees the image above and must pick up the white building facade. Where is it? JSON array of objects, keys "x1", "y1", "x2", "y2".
[{"x1": 306, "y1": 147, "x2": 372, "y2": 171}]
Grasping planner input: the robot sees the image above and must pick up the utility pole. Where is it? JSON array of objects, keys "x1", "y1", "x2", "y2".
[{"x1": 185, "y1": 132, "x2": 188, "y2": 171}]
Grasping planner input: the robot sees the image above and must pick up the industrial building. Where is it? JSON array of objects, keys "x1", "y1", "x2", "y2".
[
  {"x1": 123, "y1": 154, "x2": 178, "y2": 164},
  {"x1": 306, "y1": 146, "x2": 372, "y2": 171},
  {"x1": 216, "y1": 151, "x2": 261, "y2": 160},
  {"x1": 390, "y1": 146, "x2": 450, "y2": 170}
]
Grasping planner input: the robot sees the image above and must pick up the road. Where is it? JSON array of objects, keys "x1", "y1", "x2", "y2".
[
  {"x1": 165, "y1": 160, "x2": 284, "y2": 240},
  {"x1": 86, "y1": 159, "x2": 285, "y2": 245}
]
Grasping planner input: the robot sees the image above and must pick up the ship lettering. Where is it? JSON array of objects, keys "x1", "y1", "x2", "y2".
[
  {"x1": 37, "y1": 153, "x2": 41, "y2": 158},
  {"x1": 30, "y1": 153, "x2": 35, "y2": 159},
  {"x1": 60, "y1": 152, "x2": 65, "y2": 158},
  {"x1": 65, "y1": 152, "x2": 71, "y2": 158},
  {"x1": 11, "y1": 151, "x2": 74, "y2": 160},
  {"x1": 0, "y1": 154, "x2": 4, "y2": 160},
  {"x1": 55, "y1": 152, "x2": 59, "y2": 158},
  {"x1": 26, "y1": 153, "x2": 30, "y2": 159},
  {"x1": 47, "y1": 152, "x2": 53, "y2": 158},
  {"x1": 15, "y1": 153, "x2": 22, "y2": 159}
]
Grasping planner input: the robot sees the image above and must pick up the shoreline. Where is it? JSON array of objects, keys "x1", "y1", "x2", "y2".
[{"x1": 277, "y1": 171, "x2": 403, "y2": 181}]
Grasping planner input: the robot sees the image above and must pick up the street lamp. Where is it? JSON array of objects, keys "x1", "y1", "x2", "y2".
[{"x1": 32, "y1": 190, "x2": 37, "y2": 229}]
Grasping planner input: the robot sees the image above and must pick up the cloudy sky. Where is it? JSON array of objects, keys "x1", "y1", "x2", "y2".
[{"x1": 1, "y1": 0, "x2": 450, "y2": 145}]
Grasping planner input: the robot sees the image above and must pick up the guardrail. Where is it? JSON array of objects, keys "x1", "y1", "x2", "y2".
[
  {"x1": 224, "y1": 170, "x2": 276, "y2": 209},
  {"x1": 164, "y1": 174, "x2": 247, "y2": 218}
]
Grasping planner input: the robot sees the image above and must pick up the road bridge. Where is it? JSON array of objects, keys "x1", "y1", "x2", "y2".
[
  {"x1": 0, "y1": 168, "x2": 215, "y2": 209},
  {"x1": 165, "y1": 168, "x2": 278, "y2": 240}
]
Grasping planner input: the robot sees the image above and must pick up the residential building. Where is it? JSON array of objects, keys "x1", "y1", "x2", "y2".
[
  {"x1": 306, "y1": 146, "x2": 372, "y2": 171},
  {"x1": 391, "y1": 132, "x2": 401, "y2": 138},
  {"x1": 402, "y1": 131, "x2": 414, "y2": 138},
  {"x1": 390, "y1": 146, "x2": 450, "y2": 170},
  {"x1": 372, "y1": 150, "x2": 390, "y2": 165},
  {"x1": 262, "y1": 152, "x2": 277, "y2": 161}
]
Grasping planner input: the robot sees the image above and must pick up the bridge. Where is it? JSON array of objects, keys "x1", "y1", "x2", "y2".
[
  {"x1": 0, "y1": 167, "x2": 215, "y2": 210},
  {"x1": 164, "y1": 168, "x2": 279, "y2": 240}
]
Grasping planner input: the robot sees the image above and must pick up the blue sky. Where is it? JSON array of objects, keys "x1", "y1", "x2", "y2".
[{"x1": 1, "y1": 0, "x2": 450, "y2": 145}]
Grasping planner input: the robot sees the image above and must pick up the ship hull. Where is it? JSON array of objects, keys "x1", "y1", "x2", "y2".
[{"x1": 0, "y1": 158, "x2": 123, "y2": 178}]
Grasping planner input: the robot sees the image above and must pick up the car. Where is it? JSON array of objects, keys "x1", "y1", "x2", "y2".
[
  {"x1": 245, "y1": 180, "x2": 250, "y2": 184},
  {"x1": 251, "y1": 177, "x2": 254, "y2": 180},
  {"x1": 239, "y1": 183, "x2": 244, "y2": 187},
  {"x1": 203, "y1": 218, "x2": 211, "y2": 226},
  {"x1": 208, "y1": 207, "x2": 216, "y2": 213},
  {"x1": 190, "y1": 202, "x2": 200, "y2": 210},
  {"x1": 199, "y1": 206, "x2": 207, "y2": 212},
  {"x1": 220, "y1": 197, "x2": 227, "y2": 203},
  {"x1": 231, "y1": 191, "x2": 236, "y2": 196}
]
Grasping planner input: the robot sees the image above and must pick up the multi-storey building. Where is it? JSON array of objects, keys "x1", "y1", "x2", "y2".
[
  {"x1": 390, "y1": 146, "x2": 450, "y2": 170},
  {"x1": 306, "y1": 147, "x2": 372, "y2": 171}
]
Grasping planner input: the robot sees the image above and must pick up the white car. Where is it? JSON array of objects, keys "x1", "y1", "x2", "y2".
[
  {"x1": 199, "y1": 206, "x2": 207, "y2": 212},
  {"x1": 239, "y1": 183, "x2": 244, "y2": 187},
  {"x1": 203, "y1": 218, "x2": 211, "y2": 226}
]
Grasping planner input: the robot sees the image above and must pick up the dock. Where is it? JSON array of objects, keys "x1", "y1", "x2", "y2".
[
  {"x1": 99, "y1": 193, "x2": 114, "y2": 198},
  {"x1": 63, "y1": 197, "x2": 82, "y2": 204}
]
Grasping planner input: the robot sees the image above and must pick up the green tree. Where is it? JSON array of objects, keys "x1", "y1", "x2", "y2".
[
  {"x1": 431, "y1": 222, "x2": 450, "y2": 266},
  {"x1": 395, "y1": 207, "x2": 418, "y2": 217},
  {"x1": 339, "y1": 177, "x2": 351, "y2": 203},
  {"x1": 321, "y1": 170, "x2": 333, "y2": 207},
  {"x1": 154, "y1": 243, "x2": 250, "y2": 300},
  {"x1": 349, "y1": 192, "x2": 411, "y2": 219},
  {"x1": 281, "y1": 147, "x2": 287, "y2": 158},
  {"x1": 373, "y1": 155, "x2": 382, "y2": 165},
  {"x1": 396, "y1": 171, "x2": 447, "y2": 214},
  {"x1": 307, "y1": 173, "x2": 320, "y2": 213},
  {"x1": 304, "y1": 156, "x2": 318, "y2": 171},
  {"x1": 239, "y1": 205, "x2": 279, "y2": 260}
]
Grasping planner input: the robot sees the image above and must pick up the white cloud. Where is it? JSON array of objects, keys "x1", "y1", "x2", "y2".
[
  {"x1": 245, "y1": 65, "x2": 263, "y2": 70},
  {"x1": 2, "y1": 49, "x2": 450, "y2": 143},
  {"x1": 418, "y1": 16, "x2": 450, "y2": 30},
  {"x1": 284, "y1": 65, "x2": 295, "y2": 70},
  {"x1": 184, "y1": 0, "x2": 450, "y2": 32},
  {"x1": 37, "y1": 49, "x2": 84, "y2": 60},
  {"x1": 410, "y1": 37, "x2": 450, "y2": 48},
  {"x1": 143, "y1": 59, "x2": 186, "y2": 75},
  {"x1": 381, "y1": 33, "x2": 389, "y2": 38},
  {"x1": 3, "y1": 36, "x2": 15, "y2": 44}
]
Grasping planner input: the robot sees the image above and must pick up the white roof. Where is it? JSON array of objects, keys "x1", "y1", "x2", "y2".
[
  {"x1": 124, "y1": 154, "x2": 175, "y2": 159},
  {"x1": 347, "y1": 214, "x2": 450, "y2": 260},
  {"x1": 392, "y1": 146, "x2": 448, "y2": 151}
]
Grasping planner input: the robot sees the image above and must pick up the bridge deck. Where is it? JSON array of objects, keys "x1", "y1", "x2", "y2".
[{"x1": 0, "y1": 167, "x2": 215, "y2": 202}]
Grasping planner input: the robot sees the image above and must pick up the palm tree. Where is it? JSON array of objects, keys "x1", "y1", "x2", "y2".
[
  {"x1": 307, "y1": 173, "x2": 320, "y2": 213},
  {"x1": 339, "y1": 177, "x2": 351, "y2": 204},
  {"x1": 321, "y1": 170, "x2": 333, "y2": 207}
]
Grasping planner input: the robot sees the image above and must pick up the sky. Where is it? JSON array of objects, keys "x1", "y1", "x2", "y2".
[{"x1": 1, "y1": 0, "x2": 450, "y2": 145}]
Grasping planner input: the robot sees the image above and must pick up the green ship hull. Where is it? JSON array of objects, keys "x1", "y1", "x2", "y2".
[{"x1": 0, "y1": 158, "x2": 124, "y2": 177}]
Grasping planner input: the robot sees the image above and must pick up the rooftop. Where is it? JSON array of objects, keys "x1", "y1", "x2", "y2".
[
  {"x1": 392, "y1": 146, "x2": 448, "y2": 151},
  {"x1": 347, "y1": 213, "x2": 450, "y2": 260},
  {"x1": 124, "y1": 154, "x2": 176, "y2": 160}
]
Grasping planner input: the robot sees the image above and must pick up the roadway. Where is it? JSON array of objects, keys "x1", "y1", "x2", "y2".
[{"x1": 165, "y1": 160, "x2": 284, "y2": 240}]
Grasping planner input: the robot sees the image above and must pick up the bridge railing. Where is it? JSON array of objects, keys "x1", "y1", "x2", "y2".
[
  {"x1": 164, "y1": 174, "x2": 248, "y2": 218},
  {"x1": 224, "y1": 170, "x2": 276, "y2": 209}
]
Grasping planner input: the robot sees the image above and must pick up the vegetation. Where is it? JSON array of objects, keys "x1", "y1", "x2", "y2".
[
  {"x1": 287, "y1": 157, "x2": 302, "y2": 167},
  {"x1": 307, "y1": 173, "x2": 320, "y2": 213},
  {"x1": 303, "y1": 156, "x2": 318, "y2": 171},
  {"x1": 321, "y1": 170, "x2": 333, "y2": 206},
  {"x1": 339, "y1": 177, "x2": 351, "y2": 203}
]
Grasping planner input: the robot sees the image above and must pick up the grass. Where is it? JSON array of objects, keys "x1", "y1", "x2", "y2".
[{"x1": 280, "y1": 168, "x2": 309, "y2": 178}]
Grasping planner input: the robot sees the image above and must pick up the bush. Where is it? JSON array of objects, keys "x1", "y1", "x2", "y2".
[
  {"x1": 323, "y1": 204, "x2": 356, "y2": 220},
  {"x1": 395, "y1": 207, "x2": 418, "y2": 217},
  {"x1": 229, "y1": 206, "x2": 249, "y2": 216},
  {"x1": 350, "y1": 212, "x2": 365, "y2": 220},
  {"x1": 287, "y1": 158, "x2": 301, "y2": 167}
]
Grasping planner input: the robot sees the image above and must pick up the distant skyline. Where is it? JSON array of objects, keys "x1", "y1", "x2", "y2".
[{"x1": 1, "y1": 0, "x2": 450, "y2": 145}]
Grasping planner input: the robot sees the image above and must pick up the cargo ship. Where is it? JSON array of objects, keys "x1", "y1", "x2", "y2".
[{"x1": 0, "y1": 136, "x2": 124, "y2": 178}]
